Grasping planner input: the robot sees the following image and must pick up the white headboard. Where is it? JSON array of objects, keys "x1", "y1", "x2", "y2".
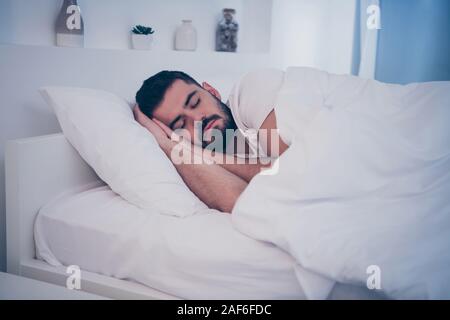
[{"x1": 5, "y1": 133, "x2": 99, "y2": 274}]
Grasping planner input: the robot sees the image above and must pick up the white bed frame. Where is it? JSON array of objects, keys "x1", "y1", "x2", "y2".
[{"x1": 5, "y1": 133, "x2": 180, "y2": 299}]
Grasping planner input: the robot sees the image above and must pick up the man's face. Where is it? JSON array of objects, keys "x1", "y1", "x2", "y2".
[{"x1": 152, "y1": 79, "x2": 236, "y2": 148}]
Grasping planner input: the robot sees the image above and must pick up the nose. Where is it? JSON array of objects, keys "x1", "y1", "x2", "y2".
[{"x1": 184, "y1": 109, "x2": 205, "y2": 125}]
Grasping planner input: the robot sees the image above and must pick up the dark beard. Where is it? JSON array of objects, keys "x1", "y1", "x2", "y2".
[
  {"x1": 217, "y1": 98, "x2": 237, "y2": 132},
  {"x1": 202, "y1": 97, "x2": 238, "y2": 152}
]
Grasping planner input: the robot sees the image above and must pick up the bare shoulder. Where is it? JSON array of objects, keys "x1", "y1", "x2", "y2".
[
  {"x1": 258, "y1": 109, "x2": 289, "y2": 157},
  {"x1": 259, "y1": 109, "x2": 278, "y2": 130}
]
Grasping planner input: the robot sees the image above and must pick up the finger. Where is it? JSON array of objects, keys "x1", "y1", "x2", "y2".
[
  {"x1": 141, "y1": 118, "x2": 159, "y2": 132},
  {"x1": 153, "y1": 118, "x2": 170, "y2": 131},
  {"x1": 135, "y1": 108, "x2": 152, "y2": 126},
  {"x1": 136, "y1": 115, "x2": 159, "y2": 134},
  {"x1": 153, "y1": 118, "x2": 173, "y2": 137},
  {"x1": 154, "y1": 119, "x2": 185, "y2": 142},
  {"x1": 134, "y1": 104, "x2": 146, "y2": 117},
  {"x1": 133, "y1": 105, "x2": 139, "y2": 119},
  {"x1": 133, "y1": 105, "x2": 145, "y2": 121}
]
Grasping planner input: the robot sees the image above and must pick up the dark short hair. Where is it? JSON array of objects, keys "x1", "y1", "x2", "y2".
[{"x1": 135, "y1": 70, "x2": 200, "y2": 118}]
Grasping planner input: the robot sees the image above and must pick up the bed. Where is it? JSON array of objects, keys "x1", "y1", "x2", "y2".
[{"x1": 5, "y1": 133, "x2": 383, "y2": 299}]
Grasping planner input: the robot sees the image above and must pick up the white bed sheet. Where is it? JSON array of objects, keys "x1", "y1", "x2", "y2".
[
  {"x1": 34, "y1": 182, "x2": 305, "y2": 299},
  {"x1": 35, "y1": 182, "x2": 383, "y2": 299}
]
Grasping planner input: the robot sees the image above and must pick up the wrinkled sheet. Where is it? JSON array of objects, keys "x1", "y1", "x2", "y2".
[
  {"x1": 232, "y1": 67, "x2": 450, "y2": 299},
  {"x1": 35, "y1": 182, "x2": 306, "y2": 299}
]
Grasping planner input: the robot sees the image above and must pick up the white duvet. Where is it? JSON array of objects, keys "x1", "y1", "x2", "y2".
[{"x1": 232, "y1": 67, "x2": 450, "y2": 299}]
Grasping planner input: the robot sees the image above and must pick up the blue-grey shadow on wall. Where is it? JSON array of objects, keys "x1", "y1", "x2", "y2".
[
  {"x1": 0, "y1": 0, "x2": 13, "y2": 44},
  {"x1": 375, "y1": 0, "x2": 450, "y2": 84}
]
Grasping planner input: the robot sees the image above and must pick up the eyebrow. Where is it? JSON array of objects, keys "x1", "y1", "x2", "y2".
[
  {"x1": 184, "y1": 90, "x2": 197, "y2": 107},
  {"x1": 169, "y1": 90, "x2": 197, "y2": 129}
]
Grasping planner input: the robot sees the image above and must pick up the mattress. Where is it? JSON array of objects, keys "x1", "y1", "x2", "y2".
[
  {"x1": 35, "y1": 181, "x2": 382, "y2": 299},
  {"x1": 34, "y1": 181, "x2": 305, "y2": 299}
]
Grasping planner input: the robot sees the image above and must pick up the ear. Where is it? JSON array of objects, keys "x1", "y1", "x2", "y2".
[{"x1": 202, "y1": 82, "x2": 221, "y2": 101}]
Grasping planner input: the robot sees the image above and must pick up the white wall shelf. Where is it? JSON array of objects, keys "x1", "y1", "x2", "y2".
[
  {"x1": 4, "y1": 42, "x2": 272, "y2": 58},
  {"x1": 0, "y1": 0, "x2": 273, "y2": 54}
]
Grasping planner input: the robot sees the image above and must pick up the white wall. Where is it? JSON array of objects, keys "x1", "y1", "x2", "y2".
[
  {"x1": 0, "y1": 0, "x2": 357, "y2": 272},
  {"x1": 0, "y1": 0, "x2": 272, "y2": 53},
  {"x1": 270, "y1": 0, "x2": 356, "y2": 74}
]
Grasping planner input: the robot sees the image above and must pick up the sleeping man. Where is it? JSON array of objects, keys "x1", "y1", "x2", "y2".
[
  {"x1": 135, "y1": 67, "x2": 450, "y2": 299},
  {"x1": 134, "y1": 69, "x2": 289, "y2": 213},
  {"x1": 135, "y1": 67, "x2": 450, "y2": 226}
]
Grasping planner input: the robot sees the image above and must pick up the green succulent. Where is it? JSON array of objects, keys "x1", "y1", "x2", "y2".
[{"x1": 132, "y1": 25, "x2": 155, "y2": 35}]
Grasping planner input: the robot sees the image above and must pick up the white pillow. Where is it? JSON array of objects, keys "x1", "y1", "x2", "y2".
[{"x1": 40, "y1": 86, "x2": 207, "y2": 217}]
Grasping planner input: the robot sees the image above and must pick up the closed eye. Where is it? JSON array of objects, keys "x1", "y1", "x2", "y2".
[
  {"x1": 170, "y1": 115, "x2": 186, "y2": 130},
  {"x1": 192, "y1": 98, "x2": 201, "y2": 108},
  {"x1": 176, "y1": 118, "x2": 186, "y2": 129}
]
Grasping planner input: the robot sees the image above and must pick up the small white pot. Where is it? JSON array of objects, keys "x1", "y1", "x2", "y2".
[{"x1": 131, "y1": 33, "x2": 153, "y2": 50}]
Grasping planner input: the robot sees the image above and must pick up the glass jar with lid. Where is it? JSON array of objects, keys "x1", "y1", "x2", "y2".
[{"x1": 216, "y1": 8, "x2": 239, "y2": 52}]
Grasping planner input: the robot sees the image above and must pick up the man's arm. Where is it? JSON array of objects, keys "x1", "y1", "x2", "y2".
[
  {"x1": 162, "y1": 140, "x2": 248, "y2": 213},
  {"x1": 217, "y1": 110, "x2": 289, "y2": 181},
  {"x1": 177, "y1": 142, "x2": 272, "y2": 183}
]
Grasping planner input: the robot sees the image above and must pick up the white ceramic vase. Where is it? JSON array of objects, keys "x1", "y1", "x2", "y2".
[
  {"x1": 175, "y1": 20, "x2": 197, "y2": 51},
  {"x1": 131, "y1": 34, "x2": 153, "y2": 50}
]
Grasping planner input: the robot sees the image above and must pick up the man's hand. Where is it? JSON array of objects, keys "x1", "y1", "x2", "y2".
[
  {"x1": 133, "y1": 105, "x2": 247, "y2": 213},
  {"x1": 133, "y1": 105, "x2": 175, "y2": 154}
]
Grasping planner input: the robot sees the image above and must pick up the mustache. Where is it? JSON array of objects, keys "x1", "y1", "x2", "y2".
[{"x1": 201, "y1": 115, "x2": 222, "y2": 132}]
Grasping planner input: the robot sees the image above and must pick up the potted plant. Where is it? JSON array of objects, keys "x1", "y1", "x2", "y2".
[{"x1": 131, "y1": 25, "x2": 155, "y2": 50}]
